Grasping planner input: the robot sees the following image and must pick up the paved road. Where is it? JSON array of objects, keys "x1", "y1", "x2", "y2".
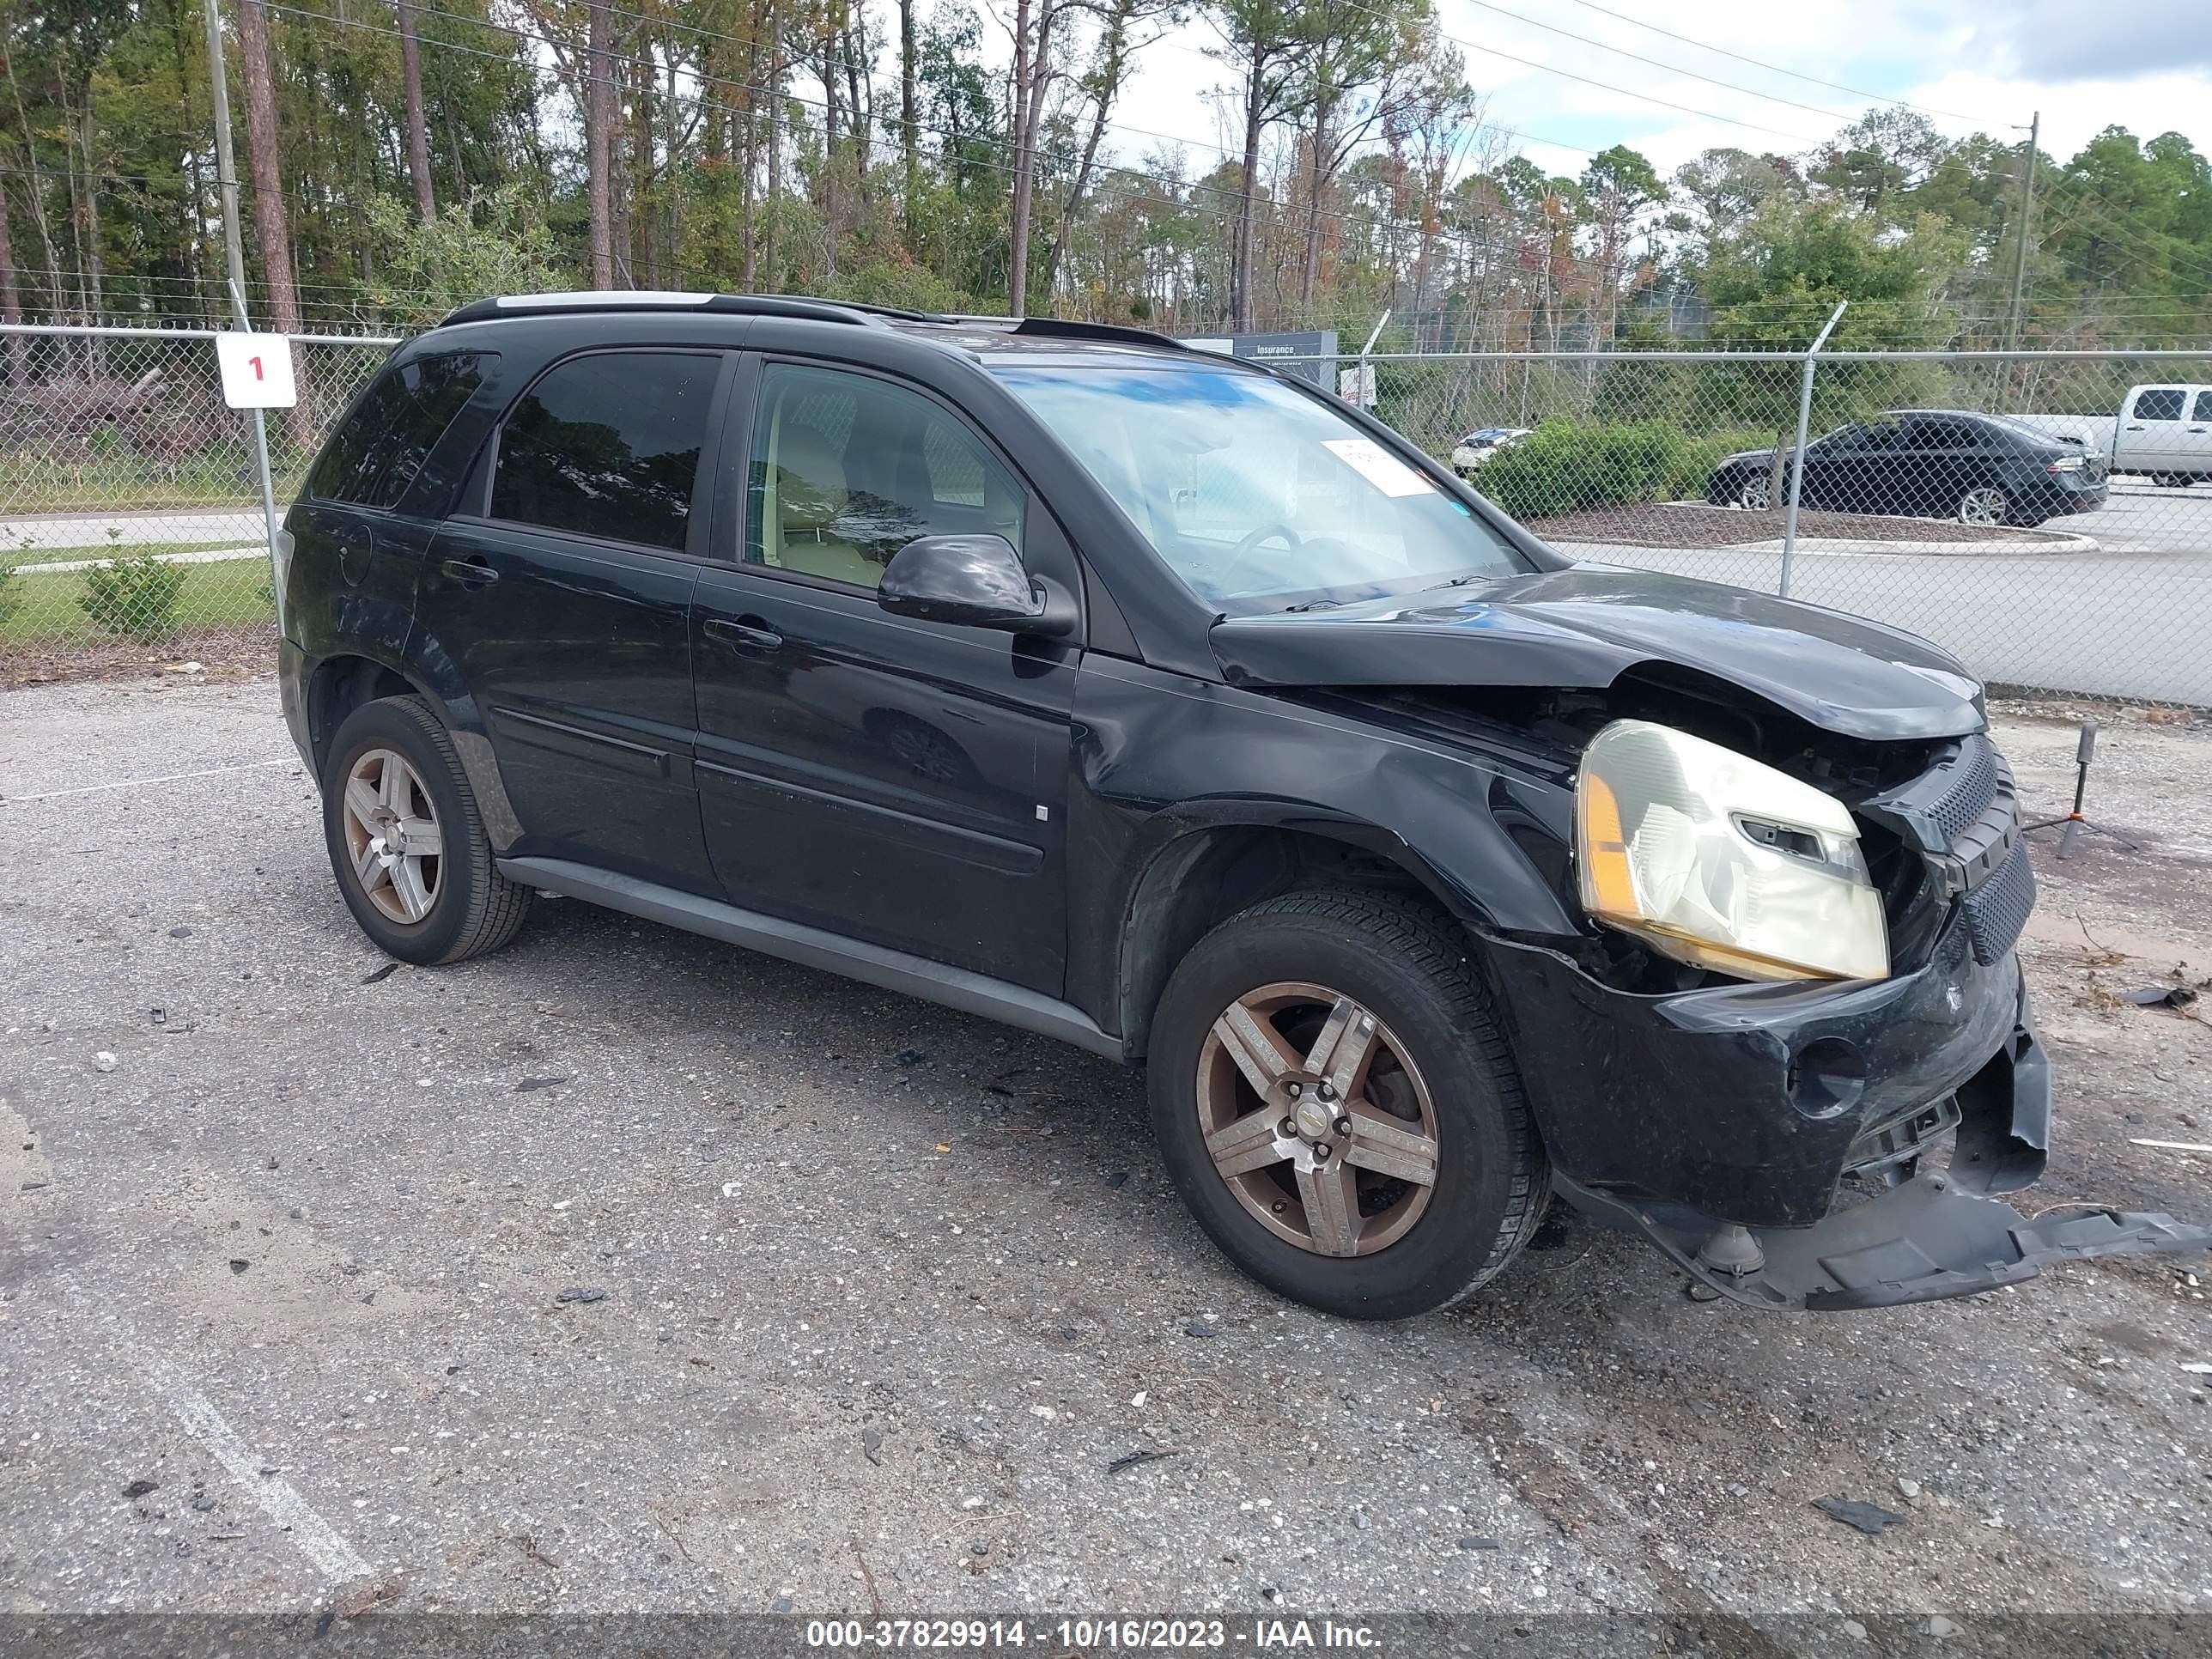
[
  {"x1": 4, "y1": 677, "x2": 2212, "y2": 1632},
  {"x1": 1565, "y1": 543, "x2": 2212, "y2": 705},
  {"x1": 1, "y1": 508, "x2": 264, "y2": 550}
]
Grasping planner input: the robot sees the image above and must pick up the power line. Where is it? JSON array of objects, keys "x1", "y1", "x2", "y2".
[{"x1": 1551, "y1": 0, "x2": 1986, "y2": 126}]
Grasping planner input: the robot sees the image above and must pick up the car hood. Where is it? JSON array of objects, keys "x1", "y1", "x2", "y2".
[{"x1": 1210, "y1": 564, "x2": 1986, "y2": 741}]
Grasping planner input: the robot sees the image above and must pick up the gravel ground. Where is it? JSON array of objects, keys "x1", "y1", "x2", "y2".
[{"x1": 3, "y1": 676, "x2": 2209, "y2": 1633}]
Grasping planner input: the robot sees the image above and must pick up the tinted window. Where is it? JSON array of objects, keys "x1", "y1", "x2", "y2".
[
  {"x1": 746, "y1": 363, "x2": 1025, "y2": 591},
  {"x1": 1907, "y1": 417, "x2": 1973, "y2": 447},
  {"x1": 2135, "y1": 387, "x2": 2185, "y2": 421},
  {"x1": 2194, "y1": 392, "x2": 2212, "y2": 422},
  {"x1": 309, "y1": 350, "x2": 490, "y2": 509},
  {"x1": 489, "y1": 351, "x2": 718, "y2": 550}
]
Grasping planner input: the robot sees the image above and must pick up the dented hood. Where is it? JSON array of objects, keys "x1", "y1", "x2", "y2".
[{"x1": 1210, "y1": 564, "x2": 1986, "y2": 742}]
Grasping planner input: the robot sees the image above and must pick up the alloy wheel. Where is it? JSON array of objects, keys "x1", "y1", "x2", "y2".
[
  {"x1": 340, "y1": 747, "x2": 445, "y2": 924},
  {"x1": 1736, "y1": 474, "x2": 1773, "y2": 510},
  {"x1": 1194, "y1": 981, "x2": 1441, "y2": 1258},
  {"x1": 1958, "y1": 486, "x2": 2008, "y2": 526}
]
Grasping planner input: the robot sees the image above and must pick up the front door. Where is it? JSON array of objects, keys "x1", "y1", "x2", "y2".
[
  {"x1": 690, "y1": 358, "x2": 1078, "y2": 994},
  {"x1": 413, "y1": 347, "x2": 728, "y2": 892}
]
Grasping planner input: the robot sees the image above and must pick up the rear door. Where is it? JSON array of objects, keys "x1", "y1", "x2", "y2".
[
  {"x1": 690, "y1": 356, "x2": 1079, "y2": 994},
  {"x1": 412, "y1": 347, "x2": 730, "y2": 892},
  {"x1": 2121, "y1": 386, "x2": 2187, "y2": 475},
  {"x1": 2183, "y1": 389, "x2": 2212, "y2": 477}
]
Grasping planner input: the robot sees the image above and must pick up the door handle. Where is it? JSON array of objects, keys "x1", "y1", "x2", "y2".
[
  {"x1": 705, "y1": 617, "x2": 784, "y2": 654},
  {"x1": 441, "y1": 557, "x2": 499, "y2": 586},
  {"x1": 2126, "y1": 423, "x2": 2146, "y2": 430}
]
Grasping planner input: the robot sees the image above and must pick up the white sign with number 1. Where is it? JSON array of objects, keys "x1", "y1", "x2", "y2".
[{"x1": 215, "y1": 331, "x2": 298, "y2": 409}]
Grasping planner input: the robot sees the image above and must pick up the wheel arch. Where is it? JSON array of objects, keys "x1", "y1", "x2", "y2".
[
  {"x1": 1113, "y1": 812, "x2": 1486, "y2": 1062},
  {"x1": 305, "y1": 653, "x2": 440, "y2": 776}
]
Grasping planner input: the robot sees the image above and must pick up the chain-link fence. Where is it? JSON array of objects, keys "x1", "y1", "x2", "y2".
[
  {"x1": 4, "y1": 325, "x2": 2209, "y2": 708},
  {"x1": 1315, "y1": 346, "x2": 2212, "y2": 708},
  {"x1": 0, "y1": 323, "x2": 395, "y2": 676}
]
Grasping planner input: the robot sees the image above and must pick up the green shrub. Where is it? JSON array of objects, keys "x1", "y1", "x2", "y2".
[
  {"x1": 0, "y1": 564, "x2": 22, "y2": 630},
  {"x1": 79, "y1": 552, "x2": 185, "y2": 643},
  {"x1": 1470, "y1": 419, "x2": 1772, "y2": 521}
]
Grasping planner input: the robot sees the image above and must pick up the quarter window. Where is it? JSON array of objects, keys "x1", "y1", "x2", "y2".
[
  {"x1": 489, "y1": 351, "x2": 719, "y2": 551},
  {"x1": 2193, "y1": 392, "x2": 2212, "y2": 422},
  {"x1": 744, "y1": 362, "x2": 1025, "y2": 590},
  {"x1": 2135, "y1": 387, "x2": 2185, "y2": 422},
  {"x1": 309, "y1": 350, "x2": 491, "y2": 509}
]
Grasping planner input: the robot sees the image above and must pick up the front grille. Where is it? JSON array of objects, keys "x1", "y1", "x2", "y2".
[
  {"x1": 1923, "y1": 734, "x2": 2000, "y2": 844},
  {"x1": 1963, "y1": 840, "x2": 2037, "y2": 964}
]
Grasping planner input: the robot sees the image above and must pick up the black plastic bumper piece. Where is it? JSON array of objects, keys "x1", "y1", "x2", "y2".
[{"x1": 1560, "y1": 1171, "x2": 2212, "y2": 1311}]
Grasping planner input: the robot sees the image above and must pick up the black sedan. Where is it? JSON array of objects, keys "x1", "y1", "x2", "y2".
[{"x1": 1707, "y1": 409, "x2": 2108, "y2": 527}]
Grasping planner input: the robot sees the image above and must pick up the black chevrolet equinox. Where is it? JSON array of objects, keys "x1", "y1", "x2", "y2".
[{"x1": 277, "y1": 292, "x2": 2209, "y2": 1318}]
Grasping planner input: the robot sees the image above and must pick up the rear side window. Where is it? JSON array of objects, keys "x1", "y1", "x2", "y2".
[
  {"x1": 309, "y1": 350, "x2": 491, "y2": 508},
  {"x1": 2194, "y1": 392, "x2": 2212, "y2": 422},
  {"x1": 489, "y1": 351, "x2": 720, "y2": 551},
  {"x1": 2135, "y1": 387, "x2": 2185, "y2": 421}
]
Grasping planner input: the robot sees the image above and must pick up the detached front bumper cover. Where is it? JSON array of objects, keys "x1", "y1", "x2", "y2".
[{"x1": 1565, "y1": 1172, "x2": 2212, "y2": 1311}]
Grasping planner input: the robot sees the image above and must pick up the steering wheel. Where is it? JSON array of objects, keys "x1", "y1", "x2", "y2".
[{"x1": 1214, "y1": 522, "x2": 1303, "y2": 592}]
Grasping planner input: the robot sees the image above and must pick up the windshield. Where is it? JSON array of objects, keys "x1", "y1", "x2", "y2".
[{"x1": 994, "y1": 363, "x2": 1524, "y2": 608}]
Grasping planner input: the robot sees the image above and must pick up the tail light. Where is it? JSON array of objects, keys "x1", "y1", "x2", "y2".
[{"x1": 2047, "y1": 455, "x2": 2083, "y2": 474}]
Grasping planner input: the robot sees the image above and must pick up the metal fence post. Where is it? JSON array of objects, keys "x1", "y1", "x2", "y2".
[{"x1": 1778, "y1": 302, "x2": 1846, "y2": 599}]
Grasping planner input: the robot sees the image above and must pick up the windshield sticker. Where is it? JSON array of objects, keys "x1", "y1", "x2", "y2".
[{"x1": 1321, "y1": 437, "x2": 1435, "y2": 498}]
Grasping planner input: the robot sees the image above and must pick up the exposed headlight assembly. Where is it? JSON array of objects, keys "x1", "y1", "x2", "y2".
[{"x1": 1575, "y1": 720, "x2": 1889, "y2": 982}]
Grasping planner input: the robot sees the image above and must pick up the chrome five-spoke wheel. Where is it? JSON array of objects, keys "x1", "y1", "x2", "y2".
[
  {"x1": 1196, "y1": 981, "x2": 1440, "y2": 1258},
  {"x1": 341, "y1": 747, "x2": 445, "y2": 925}
]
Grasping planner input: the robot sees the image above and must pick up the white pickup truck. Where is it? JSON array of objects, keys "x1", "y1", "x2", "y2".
[{"x1": 2013, "y1": 384, "x2": 2212, "y2": 485}]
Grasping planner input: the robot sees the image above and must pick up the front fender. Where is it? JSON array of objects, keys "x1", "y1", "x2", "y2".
[{"x1": 1064, "y1": 654, "x2": 1583, "y2": 1042}]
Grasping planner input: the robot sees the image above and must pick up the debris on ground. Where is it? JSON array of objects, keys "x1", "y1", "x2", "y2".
[
  {"x1": 861, "y1": 1427, "x2": 884, "y2": 1466},
  {"x1": 2119, "y1": 984, "x2": 2199, "y2": 1009},
  {"x1": 228, "y1": 1258, "x2": 247, "y2": 1274},
  {"x1": 554, "y1": 1286, "x2": 606, "y2": 1304},
  {"x1": 1184, "y1": 1319, "x2": 1218, "y2": 1338},
  {"x1": 1456, "y1": 1536, "x2": 1502, "y2": 1552},
  {"x1": 1106, "y1": 1449, "x2": 1177, "y2": 1476},
  {"x1": 92, "y1": 1051, "x2": 117, "y2": 1073},
  {"x1": 121, "y1": 1480, "x2": 158, "y2": 1499},
  {"x1": 514, "y1": 1076, "x2": 573, "y2": 1092},
  {"x1": 360, "y1": 962, "x2": 400, "y2": 985},
  {"x1": 1813, "y1": 1497, "x2": 1906, "y2": 1535},
  {"x1": 893, "y1": 1048, "x2": 928, "y2": 1068}
]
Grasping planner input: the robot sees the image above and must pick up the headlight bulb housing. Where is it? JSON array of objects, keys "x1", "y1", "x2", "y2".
[{"x1": 1575, "y1": 720, "x2": 1889, "y2": 982}]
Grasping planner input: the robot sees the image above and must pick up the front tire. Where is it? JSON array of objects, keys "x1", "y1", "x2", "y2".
[
  {"x1": 1148, "y1": 890, "x2": 1549, "y2": 1320},
  {"x1": 322, "y1": 695, "x2": 532, "y2": 965}
]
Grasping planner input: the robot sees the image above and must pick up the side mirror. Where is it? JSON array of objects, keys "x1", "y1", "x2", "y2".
[{"x1": 878, "y1": 534, "x2": 1074, "y2": 636}]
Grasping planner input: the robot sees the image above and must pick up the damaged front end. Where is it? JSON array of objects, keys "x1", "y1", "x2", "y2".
[{"x1": 1498, "y1": 723, "x2": 2212, "y2": 1310}]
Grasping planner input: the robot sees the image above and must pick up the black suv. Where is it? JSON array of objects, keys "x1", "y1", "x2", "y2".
[{"x1": 278, "y1": 293, "x2": 2206, "y2": 1319}]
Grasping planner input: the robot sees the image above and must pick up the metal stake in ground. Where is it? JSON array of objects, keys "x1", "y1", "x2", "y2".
[
  {"x1": 2022, "y1": 721, "x2": 2136, "y2": 860},
  {"x1": 1778, "y1": 301, "x2": 1847, "y2": 600}
]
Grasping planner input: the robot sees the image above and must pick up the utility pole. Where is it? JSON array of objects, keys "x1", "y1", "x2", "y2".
[
  {"x1": 2005, "y1": 111, "x2": 2040, "y2": 353},
  {"x1": 200, "y1": 0, "x2": 283, "y2": 615}
]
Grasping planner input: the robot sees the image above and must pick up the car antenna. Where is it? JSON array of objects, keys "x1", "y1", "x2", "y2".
[{"x1": 2022, "y1": 720, "x2": 2136, "y2": 860}]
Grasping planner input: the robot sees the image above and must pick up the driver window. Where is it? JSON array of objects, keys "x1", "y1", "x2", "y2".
[
  {"x1": 744, "y1": 362, "x2": 1025, "y2": 589},
  {"x1": 1858, "y1": 419, "x2": 1905, "y2": 450}
]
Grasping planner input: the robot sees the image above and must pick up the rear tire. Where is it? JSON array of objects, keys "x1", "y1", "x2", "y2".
[
  {"x1": 322, "y1": 695, "x2": 532, "y2": 965},
  {"x1": 1148, "y1": 890, "x2": 1549, "y2": 1320}
]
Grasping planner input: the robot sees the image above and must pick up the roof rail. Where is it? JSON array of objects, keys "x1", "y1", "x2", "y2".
[
  {"x1": 944, "y1": 314, "x2": 1191, "y2": 353},
  {"x1": 434, "y1": 291, "x2": 919, "y2": 329}
]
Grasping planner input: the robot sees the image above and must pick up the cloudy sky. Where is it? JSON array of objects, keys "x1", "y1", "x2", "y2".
[{"x1": 1060, "y1": 0, "x2": 2212, "y2": 185}]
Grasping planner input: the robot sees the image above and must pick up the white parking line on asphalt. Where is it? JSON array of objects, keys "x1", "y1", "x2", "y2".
[
  {"x1": 126, "y1": 1342, "x2": 374, "y2": 1583},
  {"x1": 58, "y1": 1283, "x2": 372, "y2": 1584},
  {"x1": 1, "y1": 757, "x2": 297, "y2": 805}
]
